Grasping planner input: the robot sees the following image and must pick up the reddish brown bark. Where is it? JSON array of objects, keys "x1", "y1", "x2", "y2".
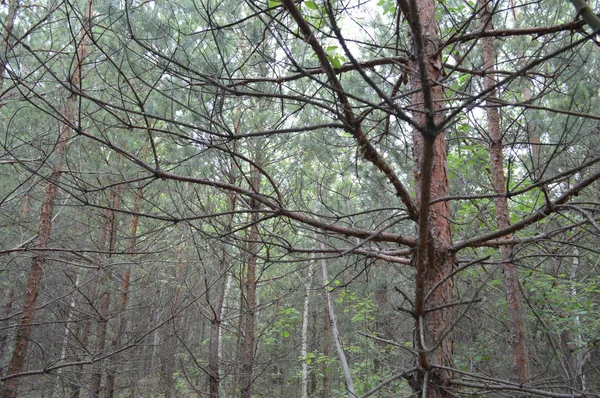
[
  {"x1": 480, "y1": 2, "x2": 530, "y2": 386},
  {"x1": 1, "y1": 2, "x2": 92, "y2": 392},
  {"x1": 407, "y1": 0, "x2": 455, "y2": 394}
]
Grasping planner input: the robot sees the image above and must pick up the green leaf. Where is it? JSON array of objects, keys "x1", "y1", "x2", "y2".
[
  {"x1": 329, "y1": 56, "x2": 342, "y2": 69},
  {"x1": 268, "y1": 0, "x2": 281, "y2": 8},
  {"x1": 304, "y1": 1, "x2": 318, "y2": 9}
]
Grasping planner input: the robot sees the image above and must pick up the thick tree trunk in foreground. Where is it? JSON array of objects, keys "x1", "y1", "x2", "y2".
[
  {"x1": 480, "y1": 3, "x2": 530, "y2": 387},
  {"x1": 407, "y1": 0, "x2": 454, "y2": 395},
  {"x1": 1, "y1": 3, "x2": 92, "y2": 395}
]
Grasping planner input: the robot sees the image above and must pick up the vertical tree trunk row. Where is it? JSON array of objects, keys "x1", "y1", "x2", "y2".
[{"x1": 1, "y1": 1, "x2": 93, "y2": 396}]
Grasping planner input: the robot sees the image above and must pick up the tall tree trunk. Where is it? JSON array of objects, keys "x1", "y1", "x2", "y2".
[
  {"x1": 105, "y1": 186, "x2": 143, "y2": 398},
  {"x1": 239, "y1": 160, "x2": 261, "y2": 398},
  {"x1": 406, "y1": 0, "x2": 455, "y2": 395},
  {"x1": 480, "y1": 1, "x2": 530, "y2": 386},
  {"x1": 320, "y1": 243, "x2": 356, "y2": 398},
  {"x1": 1, "y1": 1, "x2": 92, "y2": 395}
]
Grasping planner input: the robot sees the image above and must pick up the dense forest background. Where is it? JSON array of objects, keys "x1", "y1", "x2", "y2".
[{"x1": 1, "y1": 0, "x2": 599, "y2": 396}]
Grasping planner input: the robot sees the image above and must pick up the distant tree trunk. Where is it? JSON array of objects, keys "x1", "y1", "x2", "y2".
[
  {"x1": 159, "y1": 260, "x2": 185, "y2": 398},
  {"x1": 105, "y1": 185, "x2": 143, "y2": 398},
  {"x1": 407, "y1": 0, "x2": 455, "y2": 394},
  {"x1": 71, "y1": 294, "x2": 94, "y2": 398},
  {"x1": 208, "y1": 261, "x2": 228, "y2": 398},
  {"x1": 321, "y1": 309, "x2": 331, "y2": 398},
  {"x1": 480, "y1": 1, "x2": 530, "y2": 386},
  {"x1": 300, "y1": 260, "x2": 315, "y2": 398},
  {"x1": 0, "y1": 287, "x2": 14, "y2": 378},
  {"x1": 555, "y1": 253, "x2": 586, "y2": 390},
  {"x1": 90, "y1": 186, "x2": 121, "y2": 398},
  {"x1": 51, "y1": 271, "x2": 80, "y2": 396},
  {"x1": 208, "y1": 173, "x2": 237, "y2": 398},
  {"x1": 373, "y1": 281, "x2": 392, "y2": 374},
  {"x1": 239, "y1": 159, "x2": 262, "y2": 398},
  {"x1": 1, "y1": 2, "x2": 92, "y2": 395},
  {"x1": 0, "y1": 0, "x2": 18, "y2": 90},
  {"x1": 320, "y1": 243, "x2": 356, "y2": 398}
]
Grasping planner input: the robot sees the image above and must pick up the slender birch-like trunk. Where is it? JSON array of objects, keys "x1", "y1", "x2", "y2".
[
  {"x1": 321, "y1": 308, "x2": 331, "y2": 398},
  {"x1": 320, "y1": 243, "x2": 356, "y2": 398},
  {"x1": 300, "y1": 261, "x2": 315, "y2": 398}
]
